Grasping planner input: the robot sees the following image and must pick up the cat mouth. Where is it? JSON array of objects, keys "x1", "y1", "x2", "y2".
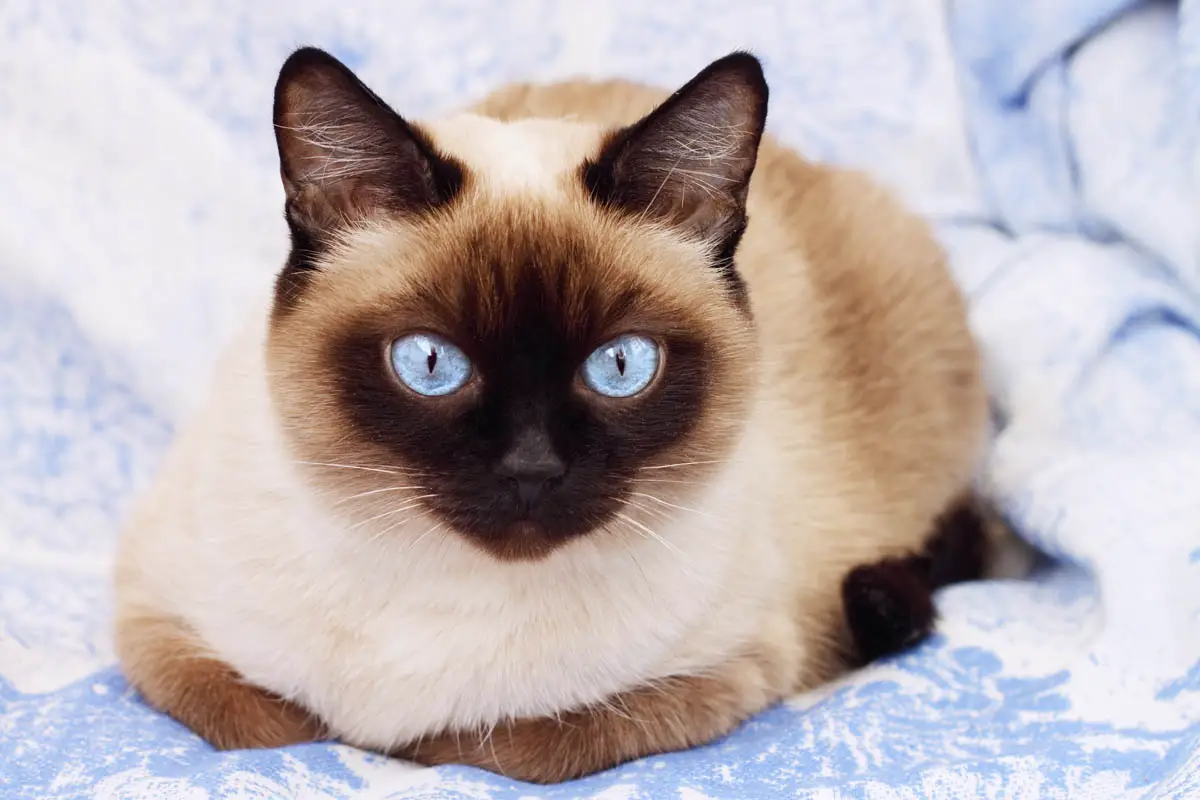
[
  {"x1": 412, "y1": 481, "x2": 622, "y2": 560},
  {"x1": 468, "y1": 519, "x2": 573, "y2": 561},
  {"x1": 432, "y1": 503, "x2": 612, "y2": 561},
  {"x1": 506, "y1": 520, "x2": 550, "y2": 543}
]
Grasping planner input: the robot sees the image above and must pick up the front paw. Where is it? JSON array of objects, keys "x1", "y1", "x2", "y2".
[
  {"x1": 397, "y1": 660, "x2": 778, "y2": 784},
  {"x1": 200, "y1": 678, "x2": 326, "y2": 751},
  {"x1": 399, "y1": 717, "x2": 594, "y2": 784},
  {"x1": 116, "y1": 611, "x2": 325, "y2": 751}
]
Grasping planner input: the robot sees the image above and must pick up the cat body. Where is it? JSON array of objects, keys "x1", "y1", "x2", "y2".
[{"x1": 114, "y1": 50, "x2": 988, "y2": 782}]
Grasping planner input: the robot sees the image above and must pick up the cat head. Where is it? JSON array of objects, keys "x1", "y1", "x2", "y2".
[{"x1": 266, "y1": 47, "x2": 768, "y2": 561}]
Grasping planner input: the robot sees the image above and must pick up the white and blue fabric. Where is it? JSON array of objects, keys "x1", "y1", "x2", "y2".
[{"x1": 2, "y1": 1, "x2": 1199, "y2": 797}]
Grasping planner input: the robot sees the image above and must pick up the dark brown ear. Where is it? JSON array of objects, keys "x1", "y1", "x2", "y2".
[
  {"x1": 273, "y1": 47, "x2": 463, "y2": 238},
  {"x1": 582, "y1": 52, "x2": 768, "y2": 250}
]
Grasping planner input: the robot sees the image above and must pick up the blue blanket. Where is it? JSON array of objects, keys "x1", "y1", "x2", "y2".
[{"x1": 3, "y1": 1, "x2": 1199, "y2": 797}]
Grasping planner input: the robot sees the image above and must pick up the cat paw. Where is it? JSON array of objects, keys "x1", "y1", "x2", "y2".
[{"x1": 116, "y1": 611, "x2": 326, "y2": 751}]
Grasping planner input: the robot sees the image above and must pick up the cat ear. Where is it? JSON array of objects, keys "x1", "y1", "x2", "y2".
[
  {"x1": 583, "y1": 52, "x2": 768, "y2": 248},
  {"x1": 273, "y1": 47, "x2": 463, "y2": 237}
]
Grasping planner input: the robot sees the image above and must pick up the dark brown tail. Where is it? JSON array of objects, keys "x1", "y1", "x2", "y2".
[{"x1": 840, "y1": 496, "x2": 992, "y2": 665}]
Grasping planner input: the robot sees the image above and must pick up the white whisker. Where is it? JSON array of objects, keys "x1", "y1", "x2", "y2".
[
  {"x1": 639, "y1": 459, "x2": 723, "y2": 471},
  {"x1": 332, "y1": 485, "x2": 427, "y2": 505},
  {"x1": 626, "y1": 549, "x2": 654, "y2": 594},
  {"x1": 612, "y1": 512, "x2": 686, "y2": 560},
  {"x1": 621, "y1": 498, "x2": 673, "y2": 522},
  {"x1": 296, "y1": 460, "x2": 415, "y2": 476},
  {"x1": 348, "y1": 495, "x2": 439, "y2": 531},
  {"x1": 369, "y1": 513, "x2": 444, "y2": 547},
  {"x1": 610, "y1": 514, "x2": 703, "y2": 584},
  {"x1": 402, "y1": 521, "x2": 445, "y2": 552},
  {"x1": 629, "y1": 492, "x2": 721, "y2": 520}
]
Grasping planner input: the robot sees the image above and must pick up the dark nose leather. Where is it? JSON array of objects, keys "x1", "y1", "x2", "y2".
[{"x1": 496, "y1": 427, "x2": 566, "y2": 508}]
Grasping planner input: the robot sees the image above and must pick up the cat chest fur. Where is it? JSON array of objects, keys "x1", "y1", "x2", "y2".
[{"x1": 184, "y1": 449, "x2": 778, "y2": 751}]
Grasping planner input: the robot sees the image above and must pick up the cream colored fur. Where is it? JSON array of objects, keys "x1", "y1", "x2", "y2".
[{"x1": 115, "y1": 79, "x2": 987, "y2": 754}]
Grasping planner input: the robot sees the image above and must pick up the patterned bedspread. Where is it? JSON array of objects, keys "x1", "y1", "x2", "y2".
[{"x1": 2, "y1": 1, "x2": 1199, "y2": 797}]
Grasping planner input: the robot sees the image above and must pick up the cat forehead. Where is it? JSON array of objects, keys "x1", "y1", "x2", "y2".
[
  {"x1": 276, "y1": 206, "x2": 749, "y2": 395},
  {"x1": 313, "y1": 205, "x2": 725, "y2": 340},
  {"x1": 422, "y1": 113, "x2": 605, "y2": 196},
  {"x1": 282, "y1": 115, "x2": 746, "y2": 345}
]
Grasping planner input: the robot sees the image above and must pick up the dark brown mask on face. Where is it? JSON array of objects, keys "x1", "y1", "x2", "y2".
[{"x1": 267, "y1": 48, "x2": 767, "y2": 560}]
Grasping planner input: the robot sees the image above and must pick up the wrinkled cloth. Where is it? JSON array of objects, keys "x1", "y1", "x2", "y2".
[{"x1": 1, "y1": 1, "x2": 1199, "y2": 797}]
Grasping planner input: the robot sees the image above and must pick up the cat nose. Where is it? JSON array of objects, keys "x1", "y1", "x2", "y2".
[{"x1": 496, "y1": 428, "x2": 566, "y2": 507}]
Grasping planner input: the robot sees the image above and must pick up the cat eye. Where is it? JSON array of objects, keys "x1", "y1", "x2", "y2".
[
  {"x1": 581, "y1": 334, "x2": 661, "y2": 398},
  {"x1": 389, "y1": 333, "x2": 472, "y2": 397}
]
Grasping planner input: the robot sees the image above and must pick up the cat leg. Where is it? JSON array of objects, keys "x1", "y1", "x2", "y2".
[
  {"x1": 841, "y1": 498, "x2": 988, "y2": 664},
  {"x1": 396, "y1": 649, "x2": 791, "y2": 784},
  {"x1": 115, "y1": 611, "x2": 324, "y2": 750}
]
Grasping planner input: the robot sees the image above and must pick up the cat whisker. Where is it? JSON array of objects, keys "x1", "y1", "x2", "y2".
[
  {"x1": 368, "y1": 513, "x2": 443, "y2": 547},
  {"x1": 612, "y1": 511, "x2": 687, "y2": 561},
  {"x1": 349, "y1": 462, "x2": 431, "y2": 475},
  {"x1": 638, "y1": 459, "x2": 724, "y2": 471},
  {"x1": 626, "y1": 549, "x2": 655, "y2": 596},
  {"x1": 628, "y1": 477, "x2": 704, "y2": 486},
  {"x1": 629, "y1": 491, "x2": 722, "y2": 521},
  {"x1": 349, "y1": 495, "x2": 439, "y2": 531},
  {"x1": 621, "y1": 498, "x2": 673, "y2": 522},
  {"x1": 332, "y1": 485, "x2": 428, "y2": 505},
  {"x1": 611, "y1": 516, "x2": 704, "y2": 586},
  {"x1": 296, "y1": 460, "x2": 417, "y2": 476},
  {"x1": 401, "y1": 521, "x2": 445, "y2": 552}
]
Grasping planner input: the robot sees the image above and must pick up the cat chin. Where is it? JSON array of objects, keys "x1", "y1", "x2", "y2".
[{"x1": 453, "y1": 518, "x2": 601, "y2": 562}]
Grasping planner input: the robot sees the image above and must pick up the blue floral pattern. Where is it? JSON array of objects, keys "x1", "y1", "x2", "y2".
[{"x1": 1, "y1": 1, "x2": 1198, "y2": 797}]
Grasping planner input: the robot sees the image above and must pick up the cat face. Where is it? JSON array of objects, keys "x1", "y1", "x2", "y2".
[{"x1": 266, "y1": 48, "x2": 769, "y2": 560}]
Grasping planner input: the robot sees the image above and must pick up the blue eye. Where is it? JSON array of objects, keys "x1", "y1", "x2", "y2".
[
  {"x1": 581, "y1": 334, "x2": 660, "y2": 398},
  {"x1": 389, "y1": 333, "x2": 472, "y2": 396}
]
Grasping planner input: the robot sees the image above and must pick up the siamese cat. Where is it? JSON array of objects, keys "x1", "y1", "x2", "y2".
[{"x1": 113, "y1": 47, "x2": 992, "y2": 783}]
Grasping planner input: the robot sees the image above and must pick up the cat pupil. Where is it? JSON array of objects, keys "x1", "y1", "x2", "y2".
[
  {"x1": 426, "y1": 349, "x2": 438, "y2": 374},
  {"x1": 615, "y1": 349, "x2": 626, "y2": 376}
]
